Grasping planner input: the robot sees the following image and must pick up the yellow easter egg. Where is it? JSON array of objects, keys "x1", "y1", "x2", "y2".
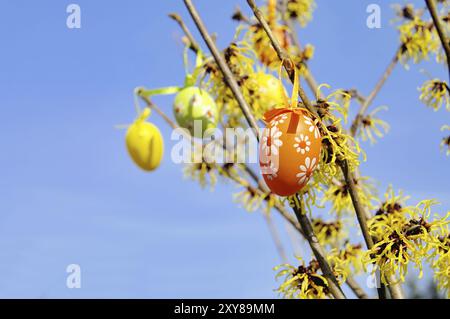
[
  {"x1": 246, "y1": 72, "x2": 287, "y2": 115},
  {"x1": 126, "y1": 109, "x2": 164, "y2": 172}
]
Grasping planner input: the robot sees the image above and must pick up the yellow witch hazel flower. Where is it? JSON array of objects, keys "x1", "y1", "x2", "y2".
[
  {"x1": 315, "y1": 84, "x2": 351, "y2": 123},
  {"x1": 223, "y1": 42, "x2": 256, "y2": 79},
  {"x1": 430, "y1": 233, "x2": 450, "y2": 298},
  {"x1": 233, "y1": 183, "x2": 281, "y2": 214},
  {"x1": 285, "y1": 0, "x2": 316, "y2": 27},
  {"x1": 312, "y1": 218, "x2": 345, "y2": 246},
  {"x1": 322, "y1": 176, "x2": 377, "y2": 217},
  {"x1": 419, "y1": 79, "x2": 450, "y2": 111},
  {"x1": 183, "y1": 161, "x2": 220, "y2": 190},
  {"x1": 328, "y1": 243, "x2": 364, "y2": 283},
  {"x1": 310, "y1": 86, "x2": 362, "y2": 183},
  {"x1": 365, "y1": 199, "x2": 450, "y2": 285},
  {"x1": 233, "y1": 185, "x2": 265, "y2": 212},
  {"x1": 318, "y1": 124, "x2": 362, "y2": 182},
  {"x1": 247, "y1": 0, "x2": 291, "y2": 68},
  {"x1": 275, "y1": 259, "x2": 330, "y2": 299},
  {"x1": 183, "y1": 144, "x2": 224, "y2": 190},
  {"x1": 397, "y1": 16, "x2": 440, "y2": 66},
  {"x1": 359, "y1": 106, "x2": 390, "y2": 144},
  {"x1": 250, "y1": 22, "x2": 290, "y2": 68},
  {"x1": 369, "y1": 186, "x2": 410, "y2": 238}
]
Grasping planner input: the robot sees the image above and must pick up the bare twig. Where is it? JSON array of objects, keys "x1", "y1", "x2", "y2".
[
  {"x1": 264, "y1": 213, "x2": 289, "y2": 263},
  {"x1": 340, "y1": 162, "x2": 374, "y2": 249},
  {"x1": 425, "y1": 0, "x2": 450, "y2": 81},
  {"x1": 138, "y1": 93, "x2": 179, "y2": 130},
  {"x1": 350, "y1": 51, "x2": 400, "y2": 137},
  {"x1": 232, "y1": 6, "x2": 252, "y2": 25},
  {"x1": 169, "y1": 13, "x2": 201, "y2": 53},
  {"x1": 346, "y1": 277, "x2": 370, "y2": 299},
  {"x1": 183, "y1": 0, "x2": 261, "y2": 141}
]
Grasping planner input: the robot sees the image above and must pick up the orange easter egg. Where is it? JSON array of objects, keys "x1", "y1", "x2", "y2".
[{"x1": 259, "y1": 108, "x2": 322, "y2": 197}]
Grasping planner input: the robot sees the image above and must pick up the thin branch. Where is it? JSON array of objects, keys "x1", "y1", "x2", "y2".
[
  {"x1": 425, "y1": 0, "x2": 450, "y2": 81},
  {"x1": 231, "y1": 6, "x2": 252, "y2": 25},
  {"x1": 138, "y1": 94, "x2": 179, "y2": 130},
  {"x1": 293, "y1": 202, "x2": 346, "y2": 299},
  {"x1": 264, "y1": 213, "x2": 289, "y2": 263},
  {"x1": 346, "y1": 277, "x2": 370, "y2": 299},
  {"x1": 350, "y1": 51, "x2": 400, "y2": 137},
  {"x1": 169, "y1": 13, "x2": 201, "y2": 53},
  {"x1": 387, "y1": 276, "x2": 405, "y2": 299},
  {"x1": 183, "y1": 0, "x2": 261, "y2": 141},
  {"x1": 340, "y1": 162, "x2": 374, "y2": 249}
]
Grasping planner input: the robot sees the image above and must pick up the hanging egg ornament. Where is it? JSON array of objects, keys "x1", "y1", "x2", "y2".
[
  {"x1": 173, "y1": 87, "x2": 218, "y2": 138},
  {"x1": 246, "y1": 72, "x2": 288, "y2": 116},
  {"x1": 259, "y1": 108, "x2": 322, "y2": 197},
  {"x1": 126, "y1": 108, "x2": 164, "y2": 172}
]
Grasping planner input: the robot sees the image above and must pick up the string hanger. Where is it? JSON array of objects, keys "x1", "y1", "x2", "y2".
[{"x1": 277, "y1": 58, "x2": 299, "y2": 110}]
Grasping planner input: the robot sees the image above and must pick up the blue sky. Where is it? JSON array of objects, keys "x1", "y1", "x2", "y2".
[{"x1": 0, "y1": 0, "x2": 448, "y2": 298}]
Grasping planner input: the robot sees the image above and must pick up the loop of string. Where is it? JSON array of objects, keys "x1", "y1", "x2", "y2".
[{"x1": 277, "y1": 58, "x2": 300, "y2": 110}]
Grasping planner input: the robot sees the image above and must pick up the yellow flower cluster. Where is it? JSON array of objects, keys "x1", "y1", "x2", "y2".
[
  {"x1": 328, "y1": 243, "x2": 364, "y2": 283},
  {"x1": 430, "y1": 234, "x2": 450, "y2": 298},
  {"x1": 365, "y1": 197, "x2": 450, "y2": 285},
  {"x1": 312, "y1": 86, "x2": 363, "y2": 182},
  {"x1": 249, "y1": 22, "x2": 290, "y2": 68},
  {"x1": 322, "y1": 176, "x2": 377, "y2": 217},
  {"x1": 285, "y1": 0, "x2": 316, "y2": 27},
  {"x1": 233, "y1": 185, "x2": 264, "y2": 212},
  {"x1": 397, "y1": 17, "x2": 440, "y2": 65},
  {"x1": 275, "y1": 244, "x2": 362, "y2": 298},
  {"x1": 275, "y1": 259, "x2": 329, "y2": 299},
  {"x1": 368, "y1": 186, "x2": 410, "y2": 237},
  {"x1": 312, "y1": 218, "x2": 345, "y2": 246},
  {"x1": 184, "y1": 161, "x2": 220, "y2": 189},
  {"x1": 359, "y1": 106, "x2": 390, "y2": 145},
  {"x1": 419, "y1": 79, "x2": 450, "y2": 112}
]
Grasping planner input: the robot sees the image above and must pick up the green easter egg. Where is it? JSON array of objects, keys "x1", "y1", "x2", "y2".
[{"x1": 173, "y1": 87, "x2": 218, "y2": 138}]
